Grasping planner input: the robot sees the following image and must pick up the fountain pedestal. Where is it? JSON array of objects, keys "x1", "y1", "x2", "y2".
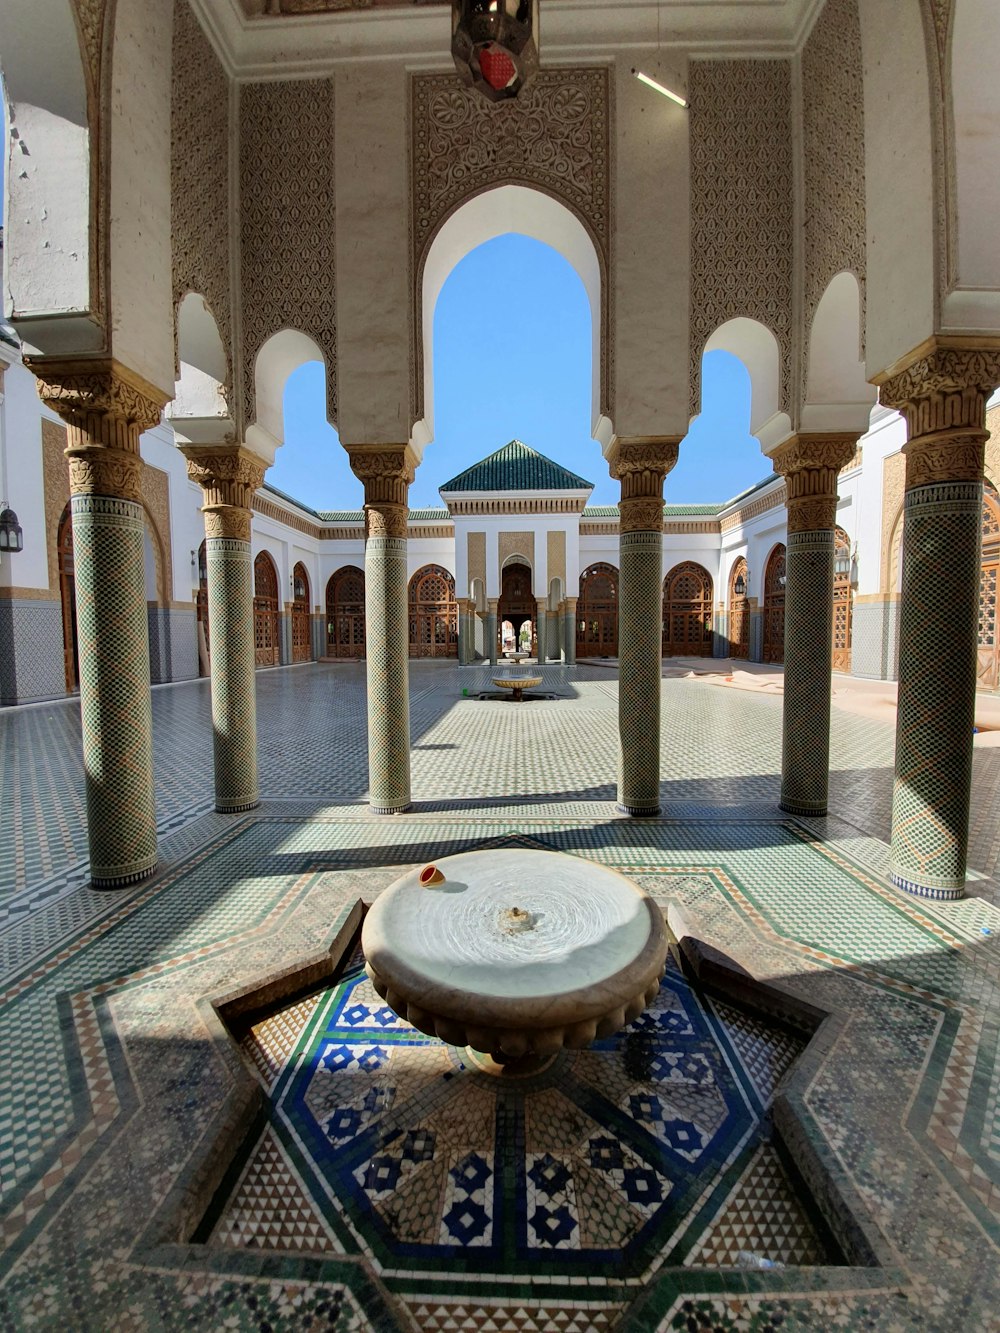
[{"x1": 361, "y1": 849, "x2": 668, "y2": 1072}]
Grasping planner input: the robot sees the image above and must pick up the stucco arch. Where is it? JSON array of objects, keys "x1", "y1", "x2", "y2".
[
  {"x1": 413, "y1": 184, "x2": 610, "y2": 456},
  {"x1": 247, "y1": 329, "x2": 336, "y2": 463},
  {"x1": 701, "y1": 319, "x2": 791, "y2": 452},
  {"x1": 803, "y1": 272, "x2": 877, "y2": 433},
  {"x1": 170, "y1": 293, "x2": 230, "y2": 437}
]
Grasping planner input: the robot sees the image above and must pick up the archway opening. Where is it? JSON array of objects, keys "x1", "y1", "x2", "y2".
[
  {"x1": 253, "y1": 552, "x2": 280, "y2": 667},
  {"x1": 408, "y1": 565, "x2": 458, "y2": 659},
  {"x1": 325, "y1": 566, "x2": 366, "y2": 660},
  {"x1": 577, "y1": 562, "x2": 618, "y2": 658},
  {"x1": 762, "y1": 545, "x2": 787, "y2": 665},
  {"x1": 292, "y1": 562, "x2": 312, "y2": 664},
  {"x1": 662, "y1": 562, "x2": 714, "y2": 658},
  {"x1": 727, "y1": 557, "x2": 750, "y2": 660},
  {"x1": 499, "y1": 562, "x2": 535, "y2": 657}
]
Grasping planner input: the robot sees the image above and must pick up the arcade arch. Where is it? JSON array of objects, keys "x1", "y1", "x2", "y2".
[
  {"x1": 762, "y1": 544, "x2": 787, "y2": 665},
  {"x1": 292, "y1": 562, "x2": 312, "y2": 664},
  {"x1": 253, "y1": 552, "x2": 280, "y2": 667},
  {"x1": 408, "y1": 565, "x2": 458, "y2": 659},
  {"x1": 727, "y1": 557, "x2": 750, "y2": 660},
  {"x1": 662, "y1": 562, "x2": 714, "y2": 658},
  {"x1": 577, "y1": 563, "x2": 618, "y2": 658},
  {"x1": 326, "y1": 566, "x2": 366, "y2": 659}
]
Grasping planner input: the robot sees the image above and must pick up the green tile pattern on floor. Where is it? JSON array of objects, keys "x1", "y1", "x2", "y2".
[{"x1": 1, "y1": 661, "x2": 1000, "y2": 1330}]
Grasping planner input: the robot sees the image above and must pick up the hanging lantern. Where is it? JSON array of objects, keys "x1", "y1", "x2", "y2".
[
  {"x1": 0, "y1": 503, "x2": 23, "y2": 554},
  {"x1": 452, "y1": 0, "x2": 539, "y2": 103}
]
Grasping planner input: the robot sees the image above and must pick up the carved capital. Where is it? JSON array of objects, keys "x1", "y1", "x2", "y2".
[
  {"x1": 181, "y1": 445, "x2": 268, "y2": 516},
  {"x1": 31, "y1": 359, "x2": 168, "y2": 501},
  {"x1": 33, "y1": 358, "x2": 167, "y2": 446},
  {"x1": 563, "y1": 597, "x2": 578, "y2": 612},
  {"x1": 366, "y1": 505, "x2": 409, "y2": 540},
  {"x1": 877, "y1": 344, "x2": 1000, "y2": 442},
  {"x1": 608, "y1": 437, "x2": 680, "y2": 499},
  {"x1": 488, "y1": 599, "x2": 499, "y2": 615},
  {"x1": 903, "y1": 434, "x2": 986, "y2": 490},
  {"x1": 348, "y1": 445, "x2": 416, "y2": 506},
  {"x1": 770, "y1": 434, "x2": 858, "y2": 533},
  {"x1": 205, "y1": 509, "x2": 252, "y2": 542}
]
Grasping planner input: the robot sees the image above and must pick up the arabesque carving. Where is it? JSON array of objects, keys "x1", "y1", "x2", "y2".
[
  {"x1": 205, "y1": 509, "x2": 252, "y2": 542},
  {"x1": 411, "y1": 68, "x2": 612, "y2": 422},
  {"x1": 904, "y1": 436, "x2": 987, "y2": 489},
  {"x1": 348, "y1": 447, "x2": 417, "y2": 509},
  {"x1": 878, "y1": 347, "x2": 1000, "y2": 440},
  {"x1": 609, "y1": 439, "x2": 680, "y2": 496},
  {"x1": 171, "y1": 0, "x2": 232, "y2": 393},
  {"x1": 67, "y1": 450, "x2": 142, "y2": 503},
  {"x1": 240, "y1": 79, "x2": 337, "y2": 427},
  {"x1": 801, "y1": 0, "x2": 866, "y2": 391},
  {"x1": 619, "y1": 498, "x2": 667, "y2": 534},
  {"x1": 366, "y1": 507, "x2": 409, "y2": 540},
  {"x1": 183, "y1": 447, "x2": 268, "y2": 512},
  {"x1": 689, "y1": 59, "x2": 793, "y2": 416},
  {"x1": 771, "y1": 435, "x2": 858, "y2": 534}
]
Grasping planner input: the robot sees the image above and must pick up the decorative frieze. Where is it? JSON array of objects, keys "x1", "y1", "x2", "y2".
[{"x1": 444, "y1": 497, "x2": 588, "y2": 515}]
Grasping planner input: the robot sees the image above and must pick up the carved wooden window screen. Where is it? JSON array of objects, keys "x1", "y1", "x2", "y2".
[
  {"x1": 253, "y1": 552, "x2": 280, "y2": 667},
  {"x1": 662, "y1": 561, "x2": 713, "y2": 657},
  {"x1": 408, "y1": 564, "x2": 458, "y2": 658},
  {"x1": 292, "y1": 561, "x2": 311, "y2": 663},
  {"x1": 326, "y1": 566, "x2": 366, "y2": 658},
  {"x1": 57, "y1": 505, "x2": 79, "y2": 693},
  {"x1": 762, "y1": 544, "x2": 786, "y2": 665},
  {"x1": 727, "y1": 557, "x2": 749, "y2": 660},
  {"x1": 832, "y1": 527, "x2": 853, "y2": 673},
  {"x1": 577, "y1": 562, "x2": 618, "y2": 657}
]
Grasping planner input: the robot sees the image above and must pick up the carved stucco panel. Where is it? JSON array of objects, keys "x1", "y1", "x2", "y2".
[
  {"x1": 498, "y1": 532, "x2": 535, "y2": 574},
  {"x1": 801, "y1": 0, "x2": 867, "y2": 395},
  {"x1": 171, "y1": 0, "x2": 232, "y2": 391},
  {"x1": 468, "y1": 532, "x2": 487, "y2": 591},
  {"x1": 880, "y1": 449, "x2": 906, "y2": 593},
  {"x1": 547, "y1": 530, "x2": 566, "y2": 587},
  {"x1": 411, "y1": 69, "x2": 612, "y2": 424},
  {"x1": 689, "y1": 59, "x2": 794, "y2": 417},
  {"x1": 240, "y1": 78, "x2": 337, "y2": 427}
]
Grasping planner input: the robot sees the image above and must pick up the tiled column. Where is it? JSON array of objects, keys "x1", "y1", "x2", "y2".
[
  {"x1": 487, "y1": 599, "x2": 499, "y2": 666},
  {"x1": 535, "y1": 598, "x2": 547, "y2": 664},
  {"x1": 349, "y1": 447, "x2": 415, "y2": 814},
  {"x1": 877, "y1": 347, "x2": 1000, "y2": 899},
  {"x1": 563, "y1": 597, "x2": 578, "y2": 665},
  {"x1": 37, "y1": 363, "x2": 166, "y2": 887},
  {"x1": 182, "y1": 447, "x2": 267, "y2": 814},
  {"x1": 770, "y1": 435, "x2": 858, "y2": 817},
  {"x1": 610, "y1": 438, "x2": 679, "y2": 816}
]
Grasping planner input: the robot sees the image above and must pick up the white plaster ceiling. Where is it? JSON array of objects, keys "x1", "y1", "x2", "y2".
[{"x1": 195, "y1": 0, "x2": 824, "y2": 78}]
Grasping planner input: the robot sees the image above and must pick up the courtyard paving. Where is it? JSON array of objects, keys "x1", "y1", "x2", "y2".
[{"x1": 1, "y1": 662, "x2": 1000, "y2": 1330}]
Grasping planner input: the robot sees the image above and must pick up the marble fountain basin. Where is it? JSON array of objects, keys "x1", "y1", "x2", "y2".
[{"x1": 362, "y1": 848, "x2": 668, "y2": 1070}]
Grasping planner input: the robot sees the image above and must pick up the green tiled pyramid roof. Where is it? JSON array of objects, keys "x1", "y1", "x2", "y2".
[{"x1": 440, "y1": 440, "x2": 594, "y2": 493}]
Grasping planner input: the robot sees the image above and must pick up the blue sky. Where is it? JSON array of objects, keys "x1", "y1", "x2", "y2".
[{"x1": 267, "y1": 234, "x2": 771, "y2": 511}]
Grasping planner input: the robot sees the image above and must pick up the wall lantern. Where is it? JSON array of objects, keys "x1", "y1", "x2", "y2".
[
  {"x1": 733, "y1": 570, "x2": 747, "y2": 599},
  {"x1": 0, "y1": 503, "x2": 24, "y2": 553},
  {"x1": 452, "y1": 0, "x2": 539, "y2": 103}
]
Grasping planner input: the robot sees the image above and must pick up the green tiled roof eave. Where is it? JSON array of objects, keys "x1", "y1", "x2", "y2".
[
  {"x1": 440, "y1": 439, "x2": 595, "y2": 493},
  {"x1": 581, "y1": 503, "x2": 724, "y2": 518}
]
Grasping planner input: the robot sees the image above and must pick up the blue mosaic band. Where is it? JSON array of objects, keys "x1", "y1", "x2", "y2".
[
  {"x1": 365, "y1": 534, "x2": 412, "y2": 813},
  {"x1": 617, "y1": 530, "x2": 663, "y2": 815},
  {"x1": 890, "y1": 480, "x2": 983, "y2": 900},
  {"x1": 71, "y1": 494, "x2": 158, "y2": 887},
  {"x1": 207, "y1": 536, "x2": 260, "y2": 813},
  {"x1": 780, "y1": 529, "x2": 835, "y2": 816}
]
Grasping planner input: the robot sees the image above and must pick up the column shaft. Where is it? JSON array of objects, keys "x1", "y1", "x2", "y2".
[
  {"x1": 877, "y1": 347, "x2": 1000, "y2": 897},
  {"x1": 36, "y1": 363, "x2": 166, "y2": 888},
  {"x1": 771, "y1": 436, "x2": 858, "y2": 816},
  {"x1": 563, "y1": 597, "x2": 577, "y2": 666},
  {"x1": 535, "y1": 599, "x2": 547, "y2": 664},
  {"x1": 611, "y1": 438, "x2": 679, "y2": 816},
  {"x1": 350, "y1": 447, "x2": 414, "y2": 814},
  {"x1": 183, "y1": 447, "x2": 267, "y2": 813},
  {"x1": 487, "y1": 599, "x2": 499, "y2": 666}
]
